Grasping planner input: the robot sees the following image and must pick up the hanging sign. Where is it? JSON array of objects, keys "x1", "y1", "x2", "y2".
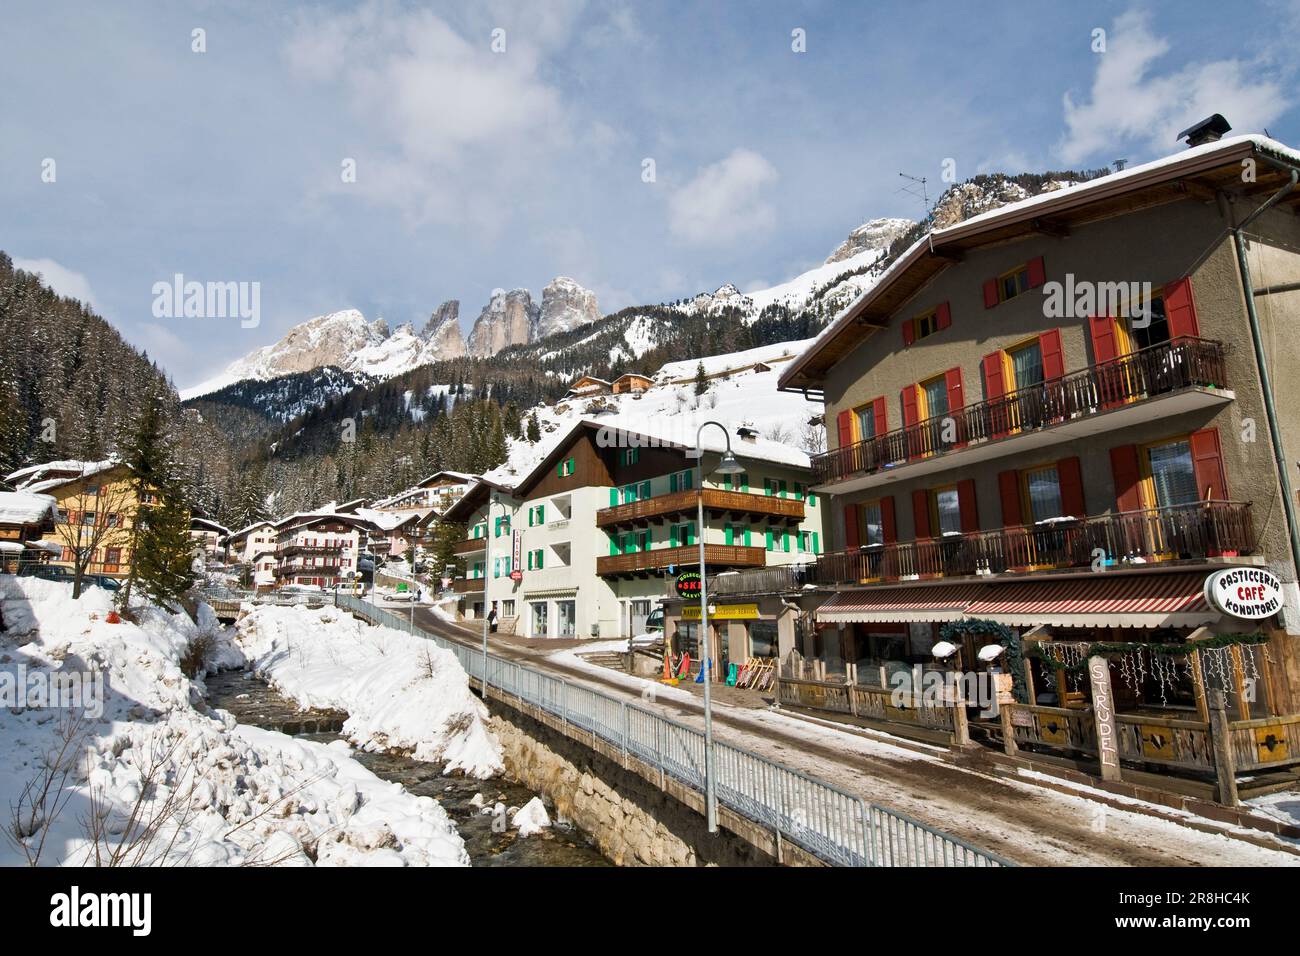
[
  {"x1": 1088, "y1": 656, "x2": 1121, "y2": 780},
  {"x1": 511, "y1": 529, "x2": 522, "y2": 580},
  {"x1": 674, "y1": 570, "x2": 702, "y2": 599},
  {"x1": 1204, "y1": 568, "x2": 1283, "y2": 620},
  {"x1": 683, "y1": 603, "x2": 758, "y2": 621}
]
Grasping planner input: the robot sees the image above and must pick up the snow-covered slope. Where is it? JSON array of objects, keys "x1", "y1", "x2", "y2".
[{"x1": 486, "y1": 337, "x2": 824, "y2": 487}]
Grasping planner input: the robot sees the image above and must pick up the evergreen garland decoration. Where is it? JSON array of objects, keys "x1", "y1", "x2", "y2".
[
  {"x1": 938, "y1": 618, "x2": 1027, "y2": 703},
  {"x1": 1027, "y1": 633, "x2": 1268, "y2": 674}
]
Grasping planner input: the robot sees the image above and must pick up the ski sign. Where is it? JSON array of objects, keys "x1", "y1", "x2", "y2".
[{"x1": 674, "y1": 570, "x2": 702, "y2": 599}]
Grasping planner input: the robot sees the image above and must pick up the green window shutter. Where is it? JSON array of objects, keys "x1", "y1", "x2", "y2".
[
  {"x1": 610, "y1": 488, "x2": 619, "y2": 507},
  {"x1": 539, "y1": 505, "x2": 545, "y2": 523},
  {"x1": 724, "y1": 473, "x2": 732, "y2": 490},
  {"x1": 764, "y1": 479, "x2": 772, "y2": 497},
  {"x1": 640, "y1": 480, "x2": 651, "y2": 500},
  {"x1": 779, "y1": 479, "x2": 788, "y2": 499},
  {"x1": 783, "y1": 531, "x2": 791, "y2": 553},
  {"x1": 808, "y1": 492, "x2": 816, "y2": 508},
  {"x1": 744, "y1": 527, "x2": 752, "y2": 547},
  {"x1": 741, "y1": 474, "x2": 749, "y2": 492},
  {"x1": 683, "y1": 470, "x2": 693, "y2": 490},
  {"x1": 557, "y1": 461, "x2": 563, "y2": 478},
  {"x1": 794, "y1": 482, "x2": 804, "y2": 501},
  {"x1": 526, "y1": 552, "x2": 532, "y2": 570},
  {"x1": 537, "y1": 550, "x2": 543, "y2": 569},
  {"x1": 670, "y1": 525, "x2": 679, "y2": 548},
  {"x1": 669, "y1": 473, "x2": 678, "y2": 493},
  {"x1": 812, "y1": 531, "x2": 820, "y2": 554},
  {"x1": 766, "y1": 529, "x2": 774, "y2": 551},
  {"x1": 725, "y1": 525, "x2": 734, "y2": 546}
]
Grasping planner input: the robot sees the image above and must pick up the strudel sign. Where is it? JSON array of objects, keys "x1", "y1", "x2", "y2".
[{"x1": 1204, "y1": 568, "x2": 1283, "y2": 620}]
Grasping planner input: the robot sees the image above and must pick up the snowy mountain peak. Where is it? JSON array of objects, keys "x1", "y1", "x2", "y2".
[
  {"x1": 537, "y1": 276, "x2": 601, "y2": 339},
  {"x1": 467, "y1": 288, "x2": 540, "y2": 357},
  {"x1": 824, "y1": 217, "x2": 914, "y2": 265}
]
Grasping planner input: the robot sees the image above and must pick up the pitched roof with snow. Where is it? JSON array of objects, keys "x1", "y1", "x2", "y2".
[
  {"x1": 5, "y1": 459, "x2": 123, "y2": 493},
  {"x1": 780, "y1": 133, "x2": 1300, "y2": 390},
  {"x1": 655, "y1": 339, "x2": 814, "y2": 383},
  {"x1": 0, "y1": 491, "x2": 60, "y2": 527}
]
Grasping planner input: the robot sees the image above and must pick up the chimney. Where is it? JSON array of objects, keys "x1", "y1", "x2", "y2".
[{"x1": 1177, "y1": 114, "x2": 1232, "y2": 148}]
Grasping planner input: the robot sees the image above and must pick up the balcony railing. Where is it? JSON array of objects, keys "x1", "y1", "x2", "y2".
[
  {"x1": 453, "y1": 537, "x2": 488, "y2": 556},
  {"x1": 701, "y1": 563, "x2": 819, "y2": 597},
  {"x1": 814, "y1": 501, "x2": 1255, "y2": 585},
  {"x1": 597, "y1": 544, "x2": 767, "y2": 577},
  {"x1": 451, "y1": 576, "x2": 485, "y2": 593},
  {"x1": 281, "y1": 543, "x2": 351, "y2": 557},
  {"x1": 814, "y1": 337, "x2": 1228, "y2": 487},
  {"x1": 276, "y1": 562, "x2": 343, "y2": 577},
  {"x1": 597, "y1": 488, "x2": 804, "y2": 528}
]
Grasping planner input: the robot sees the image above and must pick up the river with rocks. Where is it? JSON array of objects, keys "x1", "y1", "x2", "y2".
[{"x1": 204, "y1": 669, "x2": 609, "y2": 867}]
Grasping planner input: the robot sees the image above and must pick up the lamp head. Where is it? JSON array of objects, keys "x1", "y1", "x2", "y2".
[{"x1": 716, "y1": 450, "x2": 744, "y2": 475}]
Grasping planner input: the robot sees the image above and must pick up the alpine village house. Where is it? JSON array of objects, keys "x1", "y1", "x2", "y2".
[{"x1": 775, "y1": 126, "x2": 1300, "y2": 802}]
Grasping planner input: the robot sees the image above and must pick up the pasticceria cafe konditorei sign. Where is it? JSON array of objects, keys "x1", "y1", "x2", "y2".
[{"x1": 1204, "y1": 567, "x2": 1284, "y2": 620}]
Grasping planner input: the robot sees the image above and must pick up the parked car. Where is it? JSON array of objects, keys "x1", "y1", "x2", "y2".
[
  {"x1": 22, "y1": 564, "x2": 70, "y2": 581},
  {"x1": 631, "y1": 606, "x2": 665, "y2": 647},
  {"x1": 85, "y1": 575, "x2": 122, "y2": 592}
]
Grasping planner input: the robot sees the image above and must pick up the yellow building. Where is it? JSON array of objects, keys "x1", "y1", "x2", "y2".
[{"x1": 5, "y1": 460, "x2": 149, "y2": 578}]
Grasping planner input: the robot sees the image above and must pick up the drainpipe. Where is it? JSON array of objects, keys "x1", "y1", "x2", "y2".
[{"x1": 1229, "y1": 156, "x2": 1300, "y2": 584}]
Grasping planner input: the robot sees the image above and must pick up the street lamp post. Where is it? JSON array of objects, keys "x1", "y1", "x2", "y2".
[
  {"x1": 480, "y1": 493, "x2": 500, "y2": 693},
  {"x1": 692, "y1": 421, "x2": 745, "y2": 834}
]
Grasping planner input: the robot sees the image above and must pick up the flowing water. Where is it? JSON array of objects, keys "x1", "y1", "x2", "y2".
[{"x1": 204, "y1": 669, "x2": 609, "y2": 867}]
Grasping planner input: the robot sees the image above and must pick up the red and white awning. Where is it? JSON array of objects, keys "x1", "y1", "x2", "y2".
[
  {"x1": 963, "y1": 572, "x2": 1215, "y2": 628},
  {"x1": 816, "y1": 584, "x2": 988, "y2": 623},
  {"x1": 816, "y1": 572, "x2": 1222, "y2": 628}
]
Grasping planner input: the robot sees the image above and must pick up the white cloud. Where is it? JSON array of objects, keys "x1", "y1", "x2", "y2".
[
  {"x1": 284, "y1": 1, "x2": 576, "y2": 225},
  {"x1": 13, "y1": 258, "x2": 99, "y2": 310},
  {"x1": 1057, "y1": 9, "x2": 1289, "y2": 165},
  {"x1": 668, "y1": 148, "x2": 779, "y2": 245}
]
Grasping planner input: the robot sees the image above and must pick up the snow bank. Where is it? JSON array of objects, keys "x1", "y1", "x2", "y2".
[
  {"x1": 0, "y1": 577, "x2": 468, "y2": 867},
  {"x1": 234, "y1": 604, "x2": 503, "y2": 778},
  {"x1": 512, "y1": 797, "x2": 551, "y2": 837}
]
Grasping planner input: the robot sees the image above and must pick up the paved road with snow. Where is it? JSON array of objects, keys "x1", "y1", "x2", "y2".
[{"x1": 408, "y1": 607, "x2": 1300, "y2": 867}]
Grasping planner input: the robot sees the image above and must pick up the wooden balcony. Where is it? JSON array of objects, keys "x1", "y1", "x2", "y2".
[
  {"x1": 453, "y1": 537, "x2": 488, "y2": 556},
  {"x1": 596, "y1": 488, "x2": 804, "y2": 529},
  {"x1": 276, "y1": 561, "x2": 343, "y2": 578},
  {"x1": 814, "y1": 501, "x2": 1256, "y2": 585},
  {"x1": 451, "y1": 576, "x2": 485, "y2": 593},
  {"x1": 814, "y1": 337, "x2": 1231, "y2": 493},
  {"x1": 597, "y1": 544, "x2": 767, "y2": 578},
  {"x1": 281, "y1": 543, "x2": 349, "y2": 557}
]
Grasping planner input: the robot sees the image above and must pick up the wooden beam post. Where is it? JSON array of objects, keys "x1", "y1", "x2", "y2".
[
  {"x1": 1000, "y1": 703, "x2": 1019, "y2": 756},
  {"x1": 1088, "y1": 656, "x2": 1122, "y2": 782},
  {"x1": 1209, "y1": 689, "x2": 1240, "y2": 806}
]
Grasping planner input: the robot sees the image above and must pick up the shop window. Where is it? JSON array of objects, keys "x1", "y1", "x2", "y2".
[{"x1": 531, "y1": 602, "x2": 548, "y2": 636}]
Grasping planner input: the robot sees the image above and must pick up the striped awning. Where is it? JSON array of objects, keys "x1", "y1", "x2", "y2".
[
  {"x1": 816, "y1": 584, "x2": 988, "y2": 623},
  {"x1": 963, "y1": 572, "x2": 1217, "y2": 628}
]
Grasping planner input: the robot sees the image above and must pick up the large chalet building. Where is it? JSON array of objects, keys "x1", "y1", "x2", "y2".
[
  {"x1": 778, "y1": 130, "x2": 1300, "y2": 736},
  {"x1": 444, "y1": 419, "x2": 826, "y2": 658}
]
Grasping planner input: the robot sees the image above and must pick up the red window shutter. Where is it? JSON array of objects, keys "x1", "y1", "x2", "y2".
[
  {"x1": 1190, "y1": 428, "x2": 1229, "y2": 500},
  {"x1": 1056, "y1": 456, "x2": 1086, "y2": 518},
  {"x1": 943, "y1": 366, "x2": 964, "y2": 411},
  {"x1": 1026, "y1": 255, "x2": 1046, "y2": 289},
  {"x1": 901, "y1": 385, "x2": 920, "y2": 427},
  {"x1": 1087, "y1": 315, "x2": 1119, "y2": 364},
  {"x1": 843, "y1": 504, "x2": 860, "y2": 549},
  {"x1": 982, "y1": 352, "x2": 1006, "y2": 400},
  {"x1": 957, "y1": 478, "x2": 979, "y2": 533},
  {"x1": 1163, "y1": 277, "x2": 1200, "y2": 339},
  {"x1": 997, "y1": 470, "x2": 1023, "y2": 527},
  {"x1": 880, "y1": 496, "x2": 897, "y2": 543},
  {"x1": 1039, "y1": 328, "x2": 1065, "y2": 380},
  {"x1": 902, "y1": 320, "x2": 915, "y2": 346},
  {"x1": 983, "y1": 278, "x2": 999, "y2": 309},
  {"x1": 912, "y1": 489, "x2": 932, "y2": 539},
  {"x1": 836, "y1": 410, "x2": 853, "y2": 448},
  {"x1": 1109, "y1": 445, "x2": 1144, "y2": 512},
  {"x1": 871, "y1": 396, "x2": 887, "y2": 437},
  {"x1": 935, "y1": 301, "x2": 952, "y2": 330}
]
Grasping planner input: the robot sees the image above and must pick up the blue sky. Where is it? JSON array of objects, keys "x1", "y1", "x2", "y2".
[{"x1": 2, "y1": 0, "x2": 1296, "y2": 389}]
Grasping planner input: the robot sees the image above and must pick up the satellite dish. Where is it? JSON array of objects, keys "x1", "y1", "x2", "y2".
[
  {"x1": 930, "y1": 640, "x2": 959, "y2": 660},
  {"x1": 978, "y1": 644, "x2": 1007, "y2": 663}
]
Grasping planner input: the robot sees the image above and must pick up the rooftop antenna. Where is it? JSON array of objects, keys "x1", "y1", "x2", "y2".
[
  {"x1": 898, "y1": 172, "x2": 935, "y2": 252},
  {"x1": 1112, "y1": 158, "x2": 1128, "y2": 172}
]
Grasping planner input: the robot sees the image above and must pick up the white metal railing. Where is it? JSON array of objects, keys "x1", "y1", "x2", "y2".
[{"x1": 334, "y1": 592, "x2": 1010, "y2": 868}]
